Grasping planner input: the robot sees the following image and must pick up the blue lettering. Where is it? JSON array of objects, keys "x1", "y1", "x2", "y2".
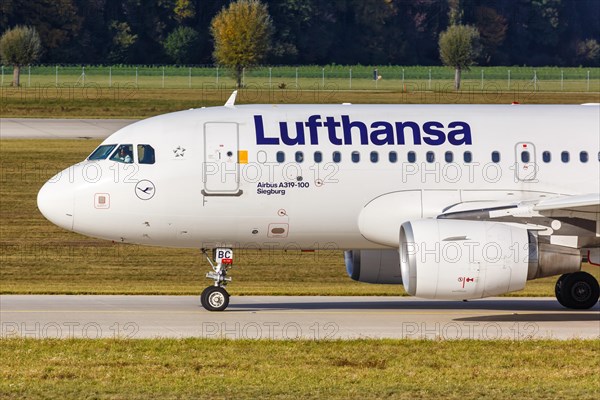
[
  {"x1": 305, "y1": 115, "x2": 322, "y2": 145},
  {"x1": 422, "y1": 121, "x2": 446, "y2": 146},
  {"x1": 324, "y1": 117, "x2": 342, "y2": 145},
  {"x1": 447, "y1": 121, "x2": 472, "y2": 145},
  {"x1": 395, "y1": 121, "x2": 421, "y2": 145},
  {"x1": 254, "y1": 114, "x2": 473, "y2": 147},
  {"x1": 254, "y1": 115, "x2": 279, "y2": 145},
  {"x1": 342, "y1": 115, "x2": 369, "y2": 145},
  {"x1": 280, "y1": 121, "x2": 306, "y2": 145},
  {"x1": 370, "y1": 121, "x2": 395, "y2": 145}
]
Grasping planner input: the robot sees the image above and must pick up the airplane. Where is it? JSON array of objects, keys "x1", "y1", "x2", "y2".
[{"x1": 37, "y1": 92, "x2": 600, "y2": 311}]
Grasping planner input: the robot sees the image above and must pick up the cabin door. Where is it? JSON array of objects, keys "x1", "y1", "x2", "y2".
[{"x1": 203, "y1": 122, "x2": 241, "y2": 195}]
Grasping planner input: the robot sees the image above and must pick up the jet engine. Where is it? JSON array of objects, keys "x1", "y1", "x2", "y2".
[
  {"x1": 399, "y1": 219, "x2": 581, "y2": 300},
  {"x1": 345, "y1": 249, "x2": 402, "y2": 284}
]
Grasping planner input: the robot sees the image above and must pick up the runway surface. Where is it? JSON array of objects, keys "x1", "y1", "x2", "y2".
[
  {"x1": 1, "y1": 295, "x2": 598, "y2": 340},
  {"x1": 0, "y1": 118, "x2": 137, "y2": 139}
]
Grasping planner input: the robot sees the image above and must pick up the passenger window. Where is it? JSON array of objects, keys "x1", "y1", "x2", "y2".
[
  {"x1": 276, "y1": 151, "x2": 285, "y2": 163},
  {"x1": 464, "y1": 151, "x2": 472, "y2": 163},
  {"x1": 561, "y1": 151, "x2": 569, "y2": 163},
  {"x1": 521, "y1": 151, "x2": 530, "y2": 163},
  {"x1": 138, "y1": 145, "x2": 155, "y2": 164},
  {"x1": 314, "y1": 151, "x2": 323, "y2": 163},
  {"x1": 389, "y1": 151, "x2": 397, "y2": 163},
  {"x1": 370, "y1": 151, "x2": 379, "y2": 163},
  {"x1": 491, "y1": 151, "x2": 500, "y2": 163},
  {"x1": 89, "y1": 144, "x2": 117, "y2": 161},
  {"x1": 580, "y1": 151, "x2": 588, "y2": 163},
  {"x1": 295, "y1": 151, "x2": 304, "y2": 163},
  {"x1": 333, "y1": 151, "x2": 341, "y2": 163},
  {"x1": 445, "y1": 151, "x2": 453, "y2": 163},
  {"x1": 407, "y1": 151, "x2": 416, "y2": 163},
  {"x1": 426, "y1": 151, "x2": 435, "y2": 163},
  {"x1": 542, "y1": 151, "x2": 551, "y2": 163},
  {"x1": 110, "y1": 144, "x2": 134, "y2": 164},
  {"x1": 351, "y1": 151, "x2": 360, "y2": 163}
]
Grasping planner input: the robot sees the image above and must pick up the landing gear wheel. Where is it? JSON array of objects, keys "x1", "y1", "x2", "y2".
[
  {"x1": 201, "y1": 286, "x2": 229, "y2": 312},
  {"x1": 200, "y1": 286, "x2": 213, "y2": 308},
  {"x1": 556, "y1": 272, "x2": 599, "y2": 310},
  {"x1": 199, "y1": 248, "x2": 234, "y2": 311},
  {"x1": 554, "y1": 273, "x2": 570, "y2": 308}
]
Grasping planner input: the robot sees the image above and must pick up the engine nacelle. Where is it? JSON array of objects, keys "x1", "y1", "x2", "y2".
[
  {"x1": 400, "y1": 219, "x2": 533, "y2": 300},
  {"x1": 345, "y1": 249, "x2": 402, "y2": 284}
]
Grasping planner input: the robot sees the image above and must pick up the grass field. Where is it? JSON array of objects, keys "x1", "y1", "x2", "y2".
[
  {"x1": 1, "y1": 65, "x2": 598, "y2": 118},
  {"x1": 1, "y1": 338, "x2": 599, "y2": 399},
  {"x1": 1, "y1": 139, "x2": 598, "y2": 296},
  {"x1": 2, "y1": 85, "x2": 599, "y2": 119},
  {"x1": 3, "y1": 64, "x2": 600, "y2": 91}
]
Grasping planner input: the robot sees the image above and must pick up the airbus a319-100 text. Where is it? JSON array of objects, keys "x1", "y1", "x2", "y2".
[{"x1": 38, "y1": 93, "x2": 600, "y2": 311}]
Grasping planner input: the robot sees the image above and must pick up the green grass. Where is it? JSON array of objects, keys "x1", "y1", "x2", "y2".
[
  {"x1": 0, "y1": 338, "x2": 598, "y2": 399},
  {"x1": 1, "y1": 65, "x2": 598, "y2": 119},
  {"x1": 5, "y1": 64, "x2": 600, "y2": 89},
  {"x1": 1, "y1": 139, "x2": 599, "y2": 296},
  {"x1": 1, "y1": 86, "x2": 599, "y2": 119}
]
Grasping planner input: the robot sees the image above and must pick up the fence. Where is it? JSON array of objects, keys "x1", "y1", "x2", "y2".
[{"x1": 1, "y1": 65, "x2": 598, "y2": 92}]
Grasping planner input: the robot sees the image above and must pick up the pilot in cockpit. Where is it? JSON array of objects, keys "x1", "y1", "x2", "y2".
[{"x1": 111, "y1": 145, "x2": 133, "y2": 163}]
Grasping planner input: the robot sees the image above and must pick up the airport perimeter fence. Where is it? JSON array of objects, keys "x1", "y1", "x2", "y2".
[{"x1": 1, "y1": 64, "x2": 599, "y2": 92}]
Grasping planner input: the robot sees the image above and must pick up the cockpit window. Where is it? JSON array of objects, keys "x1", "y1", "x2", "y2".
[
  {"x1": 138, "y1": 144, "x2": 155, "y2": 164},
  {"x1": 88, "y1": 144, "x2": 117, "y2": 160},
  {"x1": 110, "y1": 144, "x2": 134, "y2": 164}
]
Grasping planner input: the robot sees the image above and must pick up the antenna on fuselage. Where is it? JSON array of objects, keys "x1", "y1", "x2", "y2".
[{"x1": 225, "y1": 91, "x2": 238, "y2": 108}]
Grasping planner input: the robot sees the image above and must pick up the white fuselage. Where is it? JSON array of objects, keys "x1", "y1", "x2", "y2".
[{"x1": 38, "y1": 104, "x2": 600, "y2": 252}]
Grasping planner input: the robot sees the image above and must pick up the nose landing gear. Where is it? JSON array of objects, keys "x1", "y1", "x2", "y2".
[{"x1": 200, "y1": 248, "x2": 234, "y2": 311}]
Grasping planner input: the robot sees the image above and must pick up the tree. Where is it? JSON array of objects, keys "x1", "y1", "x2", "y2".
[
  {"x1": 448, "y1": 0, "x2": 463, "y2": 25},
  {"x1": 164, "y1": 26, "x2": 201, "y2": 64},
  {"x1": 174, "y1": 0, "x2": 196, "y2": 23},
  {"x1": 575, "y1": 39, "x2": 600, "y2": 66},
  {"x1": 107, "y1": 21, "x2": 137, "y2": 63},
  {"x1": 0, "y1": 25, "x2": 42, "y2": 86},
  {"x1": 1, "y1": 0, "x2": 81, "y2": 62},
  {"x1": 211, "y1": 0, "x2": 273, "y2": 88},
  {"x1": 439, "y1": 24, "x2": 480, "y2": 90},
  {"x1": 474, "y1": 6, "x2": 507, "y2": 64}
]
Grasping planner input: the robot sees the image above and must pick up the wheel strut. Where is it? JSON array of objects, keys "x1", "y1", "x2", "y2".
[{"x1": 200, "y1": 248, "x2": 233, "y2": 312}]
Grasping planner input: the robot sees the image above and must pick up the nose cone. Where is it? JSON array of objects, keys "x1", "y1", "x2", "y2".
[{"x1": 37, "y1": 179, "x2": 75, "y2": 231}]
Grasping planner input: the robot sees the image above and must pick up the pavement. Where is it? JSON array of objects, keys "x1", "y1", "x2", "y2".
[
  {"x1": 0, "y1": 118, "x2": 137, "y2": 139},
  {"x1": 1, "y1": 295, "x2": 598, "y2": 340}
]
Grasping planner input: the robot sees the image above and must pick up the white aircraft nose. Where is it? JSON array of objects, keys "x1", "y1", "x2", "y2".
[{"x1": 37, "y1": 179, "x2": 75, "y2": 231}]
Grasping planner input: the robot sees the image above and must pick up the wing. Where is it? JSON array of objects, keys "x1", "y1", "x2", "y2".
[
  {"x1": 533, "y1": 193, "x2": 600, "y2": 214},
  {"x1": 438, "y1": 193, "x2": 600, "y2": 252}
]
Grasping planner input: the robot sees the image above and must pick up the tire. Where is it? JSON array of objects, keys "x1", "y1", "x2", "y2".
[
  {"x1": 200, "y1": 286, "x2": 213, "y2": 308},
  {"x1": 554, "y1": 273, "x2": 570, "y2": 308},
  {"x1": 560, "y1": 272, "x2": 600, "y2": 310},
  {"x1": 201, "y1": 286, "x2": 229, "y2": 312}
]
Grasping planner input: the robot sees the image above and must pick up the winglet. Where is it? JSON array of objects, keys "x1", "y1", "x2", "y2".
[{"x1": 225, "y1": 90, "x2": 238, "y2": 108}]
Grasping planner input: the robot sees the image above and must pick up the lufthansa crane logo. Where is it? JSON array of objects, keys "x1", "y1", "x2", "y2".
[{"x1": 135, "y1": 180, "x2": 156, "y2": 200}]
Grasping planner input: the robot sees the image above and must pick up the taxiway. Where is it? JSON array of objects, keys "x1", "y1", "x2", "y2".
[
  {"x1": 0, "y1": 118, "x2": 136, "y2": 139},
  {"x1": 1, "y1": 295, "x2": 598, "y2": 340}
]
